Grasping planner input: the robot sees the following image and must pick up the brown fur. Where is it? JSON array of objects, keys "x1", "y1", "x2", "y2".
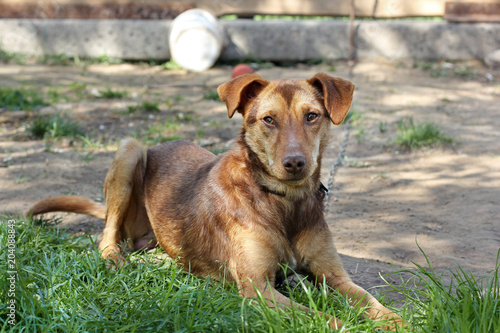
[{"x1": 26, "y1": 73, "x2": 403, "y2": 330}]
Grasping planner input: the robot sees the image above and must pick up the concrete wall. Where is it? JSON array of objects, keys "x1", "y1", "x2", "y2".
[{"x1": 1, "y1": 19, "x2": 499, "y2": 61}]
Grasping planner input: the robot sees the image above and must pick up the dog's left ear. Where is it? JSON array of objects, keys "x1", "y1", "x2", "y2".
[
  {"x1": 307, "y1": 73, "x2": 355, "y2": 125},
  {"x1": 217, "y1": 73, "x2": 269, "y2": 118}
]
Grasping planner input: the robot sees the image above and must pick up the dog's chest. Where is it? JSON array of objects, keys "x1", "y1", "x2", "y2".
[
  {"x1": 275, "y1": 248, "x2": 312, "y2": 287},
  {"x1": 276, "y1": 239, "x2": 308, "y2": 275}
]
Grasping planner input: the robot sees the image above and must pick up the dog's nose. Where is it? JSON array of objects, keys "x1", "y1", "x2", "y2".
[{"x1": 282, "y1": 155, "x2": 306, "y2": 175}]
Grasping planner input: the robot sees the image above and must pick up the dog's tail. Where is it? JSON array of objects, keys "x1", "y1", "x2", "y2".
[{"x1": 26, "y1": 196, "x2": 105, "y2": 219}]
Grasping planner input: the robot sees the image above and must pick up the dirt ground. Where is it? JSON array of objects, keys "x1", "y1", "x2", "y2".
[{"x1": 1, "y1": 60, "x2": 499, "y2": 295}]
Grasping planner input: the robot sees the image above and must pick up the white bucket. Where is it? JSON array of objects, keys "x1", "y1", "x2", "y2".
[{"x1": 169, "y1": 9, "x2": 224, "y2": 72}]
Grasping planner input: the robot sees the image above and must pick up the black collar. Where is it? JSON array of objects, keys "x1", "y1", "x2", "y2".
[{"x1": 261, "y1": 183, "x2": 328, "y2": 198}]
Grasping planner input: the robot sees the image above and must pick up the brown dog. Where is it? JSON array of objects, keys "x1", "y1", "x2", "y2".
[{"x1": 27, "y1": 73, "x2": 402, "y2": 329}]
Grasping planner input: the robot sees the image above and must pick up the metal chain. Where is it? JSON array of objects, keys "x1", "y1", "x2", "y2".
[{"x1": 324, "y1": 117, "x2": 351, "y2": 212}]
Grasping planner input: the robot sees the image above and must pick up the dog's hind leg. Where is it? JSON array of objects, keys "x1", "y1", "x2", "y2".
[{"x1": 99, "y1": 138, "x2": 147, "y2": 266}]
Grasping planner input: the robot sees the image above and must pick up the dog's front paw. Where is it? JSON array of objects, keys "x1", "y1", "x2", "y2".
[{"x1": 376, "y1": 310, "x2": 407, "y2": 332}]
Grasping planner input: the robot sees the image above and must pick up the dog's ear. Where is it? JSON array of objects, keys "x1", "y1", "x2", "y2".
[
  {"x1": 217, "y1": 73, "x2": 269, "y2": 118},
  {"x1": 307, "y1": 73, "x2": 355, "y2": 125}
]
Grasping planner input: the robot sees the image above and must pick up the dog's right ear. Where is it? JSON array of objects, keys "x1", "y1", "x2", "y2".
[{"x1": 217, "y1": 73, "x2": 269, "y2": 118}]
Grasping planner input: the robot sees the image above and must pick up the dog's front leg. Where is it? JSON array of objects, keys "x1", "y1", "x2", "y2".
[
  {"x1": 230, "y1": 232, "x2": 343, "y2": 330},
  {"x1": 300, "y1": 230, "x2": 404, "y2": 330},
  {"x1": 236, "y1": 276, "x2": 343, "y2": 330}
]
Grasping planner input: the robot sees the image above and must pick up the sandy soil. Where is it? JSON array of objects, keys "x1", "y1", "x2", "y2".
[{"x1": 1, "y1": 60, "x2": 499, "y2": 295}]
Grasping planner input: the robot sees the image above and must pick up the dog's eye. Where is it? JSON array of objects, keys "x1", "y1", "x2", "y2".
[
  {"x1": 263, "y1": 116, "x2": 275, "y2": 125},
  {"x1": 306, "y1": 113, "x2": 319, "y2": 122}
]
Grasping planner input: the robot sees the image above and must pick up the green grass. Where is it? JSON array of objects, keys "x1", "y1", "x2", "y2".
[
  {"x1": 0, "y1": 216, "x2": 498, "y2": 332},
  {"x1": 0, "y1": 48, "x2": 123, "y2": 66},
  {"x1": 0, "y1": 49, "x2": 30, "y2": 64},
  {"x1": 138, "y1": 120, "x2": 183, "y2": 145},
  {"x1": 413, "y1": 60, "x2": 478, "y2": 79},
  {"x1": 36, "y1": 54, "x2": 73, "y2": 66},
  {"x1": 251, "y1": 15, "x2": 444, "y2": 22},
  {"x1": 126, "y1": 101, "x2": 160, "y2": 114},
  {"x1": 29, "y1": 114, "x2": 84, "y2": 139},
  {"x1": 385, "y1": 247, "x2": 500, "y2": 333},
  {"x1": 203, "y1": 90, "x2": 222, "y2": 102},
  {"x1": 162, "y1": 59, "x2": 182, "y2": 70},
  {"x1": 76, "y1": 55, "x2": 124, "y2": 66},
  {"x1": 79, "y1": 135, "x2": 114, "y2": 151},
  {"x1": 97, "y1": 87, "x2": 128, "y2": 99},
  {"x1": 0, "y1": 88, "x2": 48, "y2": 111},
  {"x1": 395, "y1": 118, "x2": 453, "y2": 150}
]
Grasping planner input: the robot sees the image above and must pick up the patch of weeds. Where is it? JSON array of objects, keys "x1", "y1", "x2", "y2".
[
  {"x1": 81, "y1": 152, "x2": 95, "y2": 163},
  {"x1": 395, "y1": 117, "x2": 453, "y2": 151},
  {"x1": 15, "y1": 175, "x2": 31, "y2": 184},
  {"x1": 142, "y1": 120, "x2": 183, "y2": 145},
  {"x1": 379, "y1": 121, "x2": 387, "y2": 133},
  {"x1": 220, "y1": 14, "x2": 238, "y2": 20},
  {"x1": 67, "y1": 82, "x2": 87, "y2": 91},
  {"x1": 73, "y1": 54, "x2": 124, "y2": 67},
  {"x1": 47, "y1": 87, "x2": 61, "y2": 103},
  {"x1": 413, "y1": 60, "x2": 433, "y2": 71},
  {"x1": 143, "y1": 101, "x2": 160, "y2": 112},
  {"x1": 173, "y1": 95, "x2": 185, "y2": 102},
  {"x1": 89, "y1": 55, "x2": 124, "y2": 65},
  {"x1": 0, "y1": 87, "x2": 48, "y2": 111},
  {"x1": 236, "y1": 53, "x2": 275, "y2": 69},
  {"x1": 306, "y1": 59, "x2": 324, "y2": 66},
  {"x1": 343, "y1": 110, "x2": 365, "y2": 142},
  {"x1": 66, "y1": 82, "x2": 87, "y2": 101},
  {"x1": 43, "y1": 140, "x2": 54, "y2": 152},
  {"x1": 209, "y1": 120, "x2": 224, "y2": 128},
  {"x1": 377, "y1": 172, "x2": 389, "y2": 179},
  {"x1": 47, "y1": 86, "x2": 72, "y2": 104},
  {"x1": 345, "y1": 156, "x2": 371, "y2": 168},
  {"x1": 353, "y1": 127, "x2": 366, "y2": 143},
  {"x1": 80, "y1": 135, "x2": 104, "y2": 150},
  {"x1": 253, "y1": 15, "x2": 336, "y2": 21},
  {"x1": 203, "y1": 90, "x2": 221, "y2": 102},
  {"x1": 176, "y1": 112, "x2": 195, "y2": 122},
  {"x1": 196, "y1": 128, "x2": 205, "y2": 138},
  {"x1": 453, "y1": 63, "x2": 478, "y2": 78},
  {"x1": 0, "y1": 48, "x2": 30, "y2": 64},
  {"x1": 414, "y1": 60, "x2": 478, "y2": 79},
  {"x1": 343, "y1": 110, "x2": 361, "y2": 124},
  {"x1": 440, "y1": 97, "x2": 451, "y2": 103},
  {"x1": 36, "y1": 54, "x2": 73, "y2": 66},
  {"x1": 29, "y1": 114, "x2": 84, "y2": 139},
  {"x1": 127, "y1": 101, "x2": 160, "y2": 114},
  {"x1": 384, "y1": 247, "x2": 500, "y2": 333},
  {"x1": 97, "y1": 87, "x2": 128, "y2": 99},
  {"x1": 162, "y1": 59, "x2": 182, "y2": 70}
]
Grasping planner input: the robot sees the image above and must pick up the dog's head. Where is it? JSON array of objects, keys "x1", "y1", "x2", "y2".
[{"x1": 218, "y1": 73, "x2": 354, "y2": 198}]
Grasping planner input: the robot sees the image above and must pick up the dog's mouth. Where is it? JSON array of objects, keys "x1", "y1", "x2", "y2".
[
  {"x1": 282, "y1": 176, "x2": 308, "y2": 184},
  {"x1": 273, "y1": 172, "x2": 314, "y2": 190}
]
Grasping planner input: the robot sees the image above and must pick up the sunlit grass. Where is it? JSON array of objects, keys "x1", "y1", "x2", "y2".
[
  {"x1": 0, "y1": 88, "x2": 48, "y2": 111},
  {"x1": 1, "y1": 216, "x2": 497, "y2": 332},
  {"x1": 29, "y1": 114, "x2": 84, "y2": 139},
  {"x1": 396, "y1": 117, "x2": 453, "y2": 150}
]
